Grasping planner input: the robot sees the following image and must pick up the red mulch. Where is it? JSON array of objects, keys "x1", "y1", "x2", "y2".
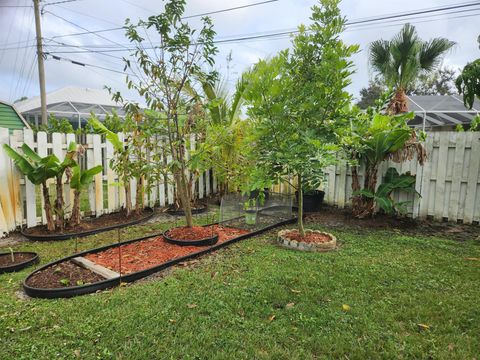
[
  {"x1": 283, "y1": 230, "x2": 332, "y2": 244},
  {"x1": 165, "y1": 226, "x2": 216, "y2": 241},
  {"x1": 85, "y1": 225, "x2": 249, "y2": 274}
]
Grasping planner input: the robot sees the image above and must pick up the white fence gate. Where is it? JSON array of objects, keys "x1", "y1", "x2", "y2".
[{"x1": 0, "y1": 128, "x2": 216, "y2": 236}]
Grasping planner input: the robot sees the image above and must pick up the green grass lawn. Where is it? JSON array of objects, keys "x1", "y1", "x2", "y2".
[{"x1": 1, "y1": 218, "x2": 479, "y2": 359}]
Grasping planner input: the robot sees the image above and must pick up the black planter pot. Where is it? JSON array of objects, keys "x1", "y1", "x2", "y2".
[
  {"x1": 0, "y1": 252, "x2": 39, "y2": 273},
  {"x1": 166, "y1": 204, "x2": 207, "y2": 216},
  {"x1": 163, "y1": 228, "x2": 219, "y2": 246},
  {"x1": 295, "y1": 190, "x2": 325, "y2": 212},
  {"x1": 249, "y1": 188, "x2": 270, "y2": 201}
]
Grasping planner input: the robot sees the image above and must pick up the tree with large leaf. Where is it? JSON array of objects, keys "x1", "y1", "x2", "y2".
[
  {"x1": 3, "y1": 144, "x2": 63, "y2": 231},
  {"x1": 69, "y1": 164, "x2": 103, "y2": 227},
  {"x1": 340, "y1": 92, "x2": 426, "y2": 217},
  {"x1": 192, "y1": 71, "x2": 253, "y2": 195},
  {"x1": 369, "y1": 24, "x2": 455, "y2": 114}
]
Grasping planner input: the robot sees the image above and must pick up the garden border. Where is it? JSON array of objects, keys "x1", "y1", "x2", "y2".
[
  {"x1": 23, "y1": 216, "x2": 297, "y2": 299},
  {"x1": 0, "y1": 252, "x2": 39, "y2": 273},
  {"x1": 20, "y1": 208, "x2": 155, "y2": 242}
]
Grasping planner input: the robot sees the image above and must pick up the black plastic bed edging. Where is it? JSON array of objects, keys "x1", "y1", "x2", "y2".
[
  {"x1": 0, "y1": 252, "x2": 39, "y2": 274},
  {"x1": 20, "y1": 208, "x2": 155, "y2": 241},
  {"x1": 23, "y1": 217, "x2": 297, "y2": 299},
  {"x1": 163, "y1": 230, "x2": 219, "y2": 247}
]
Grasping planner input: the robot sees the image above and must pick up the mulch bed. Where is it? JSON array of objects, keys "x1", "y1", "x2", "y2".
[
  {"x1": 282, "y1": 230, "x2": 332, "y2": 244},
  {"x1": 85, "y1": 225, "x2": 249, "y2": 274},
  {"x1": 22, "y1": 209, "x2": 151, "y2": 236},
  {"x1": 305, "y1": 205, "x2": 480, "y2": 242},
  {"x1": 165, "y1": 226, "x2": 216, "y2": 241},
  {"x1": 26, "y1": 261, "x2": 105, "y2": 289},
  {"x1": 0, "y1": 253, "x2": 36, "y2": 267}
]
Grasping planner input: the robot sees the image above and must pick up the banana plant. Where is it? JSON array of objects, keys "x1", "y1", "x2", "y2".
[
  {"x1": 69, "y1": 164, "x2": 103, "y2": 227},
  {"x1": 354, "y1": 167, "x2": 419, "y2": 215},
  {"x1": 88, "y1": 116, "x2": 134, "y2": 216},
  {"x1": 3, "y1": 144, "x2": 61, "y2": 231}
]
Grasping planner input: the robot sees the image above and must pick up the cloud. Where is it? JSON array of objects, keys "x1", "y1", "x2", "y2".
[{"x1": 0, "y1": 0, "x2": 478, "y2": 104}]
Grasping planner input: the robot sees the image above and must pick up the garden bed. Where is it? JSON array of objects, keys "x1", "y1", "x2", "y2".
[
  {"x1": 26, "y1": 261, "x2": 105, "y2": 289},
  {"x1": 0, "y1": 252, "x2": 39, "y2": 273},
  {"x1": 21, "y1": 208, "x2": 154, "y2": 241},
  {"x1": 23, "y1": 216, "x2": 296, "y2": 298}
]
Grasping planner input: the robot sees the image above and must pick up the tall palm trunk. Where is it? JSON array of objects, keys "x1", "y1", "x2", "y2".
[
  {"x1": 42, "y1": 181, "x2": 55, "y2": 231},
  {"x1": 388, "y1": 87, "x2": 409, "y2": 114}
]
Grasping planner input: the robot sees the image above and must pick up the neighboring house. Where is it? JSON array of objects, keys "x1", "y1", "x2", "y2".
[
  {"x1": 0, "y1": 100, "x2": 31, "y2": 132},
  {"x1": 15, "y1": 86, "x2": 126, "y2": 129},
  {"x1": 407, "y1": 95, "x2": 479, "y2": 131}
]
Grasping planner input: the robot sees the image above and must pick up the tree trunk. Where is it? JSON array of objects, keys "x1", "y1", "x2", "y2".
[
  {"x1": 69, "y1": 189, "x2": 81, "y2": 227},
  {"x1": 175, "y1": 170, "x2": 194, "y2": 227},
  {"x1": 42, "y1": 181, "x2": 55, "y2": 231},
  {"x1": 54, "y1": 174, "x2": 65, "y2": 231},
  {"x1": 135, "y1": 176, "x2": 144, "y2": 215},
  {"x1": 353, "y1": 163, "x2": 379, "y2": 218},
  {"x1": 388, "y1": 88, "x2": 409, "y2": 114},
  {"x1": 351, "y1": 165, "x2": 362, "y2": 215},
  {"x1": 297, "y1": 174, "x2": 305, "y2": 237},
  {"x1": 125, "y1": 180, "x2": 132, "y2": 217}
]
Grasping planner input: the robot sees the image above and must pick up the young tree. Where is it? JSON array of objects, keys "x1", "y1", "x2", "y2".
[
  {"x1": 69, "y1": 164, "x2": 103, "y2": 226},
  {"x1": 117, "y1": 0, "x2": 218, "y2": 227},
  {"x1": 369, "y1": 24, "x2": 455, "y2": 114},
  {"x1": 244, "y1": 0, "x2": 358, "y2": 236}
]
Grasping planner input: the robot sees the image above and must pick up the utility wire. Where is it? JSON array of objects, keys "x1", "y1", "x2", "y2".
[
  {"x1": 43, "y1": 7, "x2": 480, "y2": 54},
  {"x1": 50, "y1": 0, "x2": 283, "y2": 39}
]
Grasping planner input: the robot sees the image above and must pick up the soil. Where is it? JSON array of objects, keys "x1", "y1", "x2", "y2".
[
  {"x1": 282, "y1": 230, "x2": 332, "y2": 244},
  {"x1": 22, "y1": 209, "x2": 152, "y2": 236},
  {"x1": 0, "y1": 253, "x2": 36, "y2": 267},
  {"x1": 26, "y1": 261, "x2": 105, "y2": 289},
  {"x1": 165, "y1": 226, "x2": 216, "y2": 241},
  {"x1": 85, "y1": 225, "x2": 249, "y2": 274},
  {"x1": 305, "y1": 205, "x2": 480, "y2": 242}
]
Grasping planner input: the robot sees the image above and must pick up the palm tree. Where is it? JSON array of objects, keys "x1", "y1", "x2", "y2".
[{"x1": 369, "y1": 24, "x2": 455, "y2": 114}]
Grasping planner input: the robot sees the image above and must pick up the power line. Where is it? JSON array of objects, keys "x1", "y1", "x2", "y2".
[
  {"x1": 182, "y1": 0, "x2": 279, "y2": 19},
  {"x1": 0, "y1": 5, "x2": 32, "y2": 8},
  {"x1": 46, "y1": 53, "x2": 136, "y2": 76},
  {"x1": 43, "y1": 1, "x2": 480, "y2": 53},
  {"x1": 50, "y1": 0, "x2": 283, "y2": 39},
  {"x1": 43, "y1": 0, "x2": 85, "y2": 6},
  {"x1": 43, "y1": 7, "x2": 480, "y2": 54}
]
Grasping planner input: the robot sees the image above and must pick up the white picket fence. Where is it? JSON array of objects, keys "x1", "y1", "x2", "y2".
[{"x1": 0, "y1": 127, "x2": 216, "y2": 236}]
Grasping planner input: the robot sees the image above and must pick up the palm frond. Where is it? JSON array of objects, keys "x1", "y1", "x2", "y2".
[{"x1": 419, "y1": 38, "x2": 455, "y2": 72}]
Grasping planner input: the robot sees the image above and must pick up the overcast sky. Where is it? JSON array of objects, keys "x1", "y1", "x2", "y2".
[{"x1": 0, "y1": 0, "x2": 479, "y2": 105}]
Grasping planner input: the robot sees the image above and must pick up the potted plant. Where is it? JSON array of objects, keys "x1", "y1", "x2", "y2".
[{"x1": 244, "y1": 199, "x2": 258, "y2": 225}]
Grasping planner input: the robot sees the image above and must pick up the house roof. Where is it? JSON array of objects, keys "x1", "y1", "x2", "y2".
[
  {"x1": 407, "y1": 95, "x2": 479, "y2": 129},
  {"x1": 0, "y1": 100, "x2": 31, "y2": 131},
  {"x1": 15, "y1": 86, "x2": 122, "y2": 113}
]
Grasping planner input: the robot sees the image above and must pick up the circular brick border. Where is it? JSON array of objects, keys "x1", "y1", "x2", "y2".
[{"x1": 277, "y1": 229, "x2": 337, "y2": 252}]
